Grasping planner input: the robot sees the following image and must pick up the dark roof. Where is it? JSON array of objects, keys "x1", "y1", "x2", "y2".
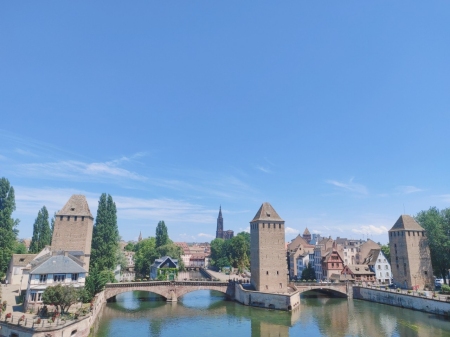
[
  {"x1": 151, "y1": 256, "x2": 178, "y2": 268},
  {"x1": 56, "y1": 195, "x2": 93, "y2": 217},
  {"x1": 251, "y1": 202, "x2": 283, "y2": 222},
  {"x1": 389, "y1": 215, "x2": 424, "y2": 231},
  {"x1": 303, "y1": 227, "x2": 311, "y2": 235},
  {"x1": 362, "y1": 249, "x2": 381, "y2": 265},
  {"x1": 30, "y1": 255, "x2": 87, "y2": 274},
  {"x1": 345, "y1": 264, "x2": 374, "y2": 275}
]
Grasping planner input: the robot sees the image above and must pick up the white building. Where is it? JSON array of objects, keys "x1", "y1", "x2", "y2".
[
  {"x1": 363, "y1": 249, "x2": 392, "y2": 284},
  {"x1": 296, "y1": 254, "x2": 310, "y2": 278},
  {"x1": 24, "y1": 252, "x2": 87, "y2": 310}
]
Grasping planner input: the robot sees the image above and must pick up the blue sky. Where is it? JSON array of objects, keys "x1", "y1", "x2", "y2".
[{"x1": 1, "y1": 2, "x2": 449, "y2": 244}]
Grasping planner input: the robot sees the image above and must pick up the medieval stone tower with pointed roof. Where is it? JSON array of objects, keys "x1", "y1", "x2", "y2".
[
  {"x1": 250, "y1": 202, "x2": 288, "y2": 293},
  {"x1": 51, "y1": 195, "x2": 94, "y2": 271},
  {"x1": 302, "y1": 227, "x2": 311, "y2": 243},
  {"x1": 389, "y1": 215, "x2": 434, "y2": 290}
]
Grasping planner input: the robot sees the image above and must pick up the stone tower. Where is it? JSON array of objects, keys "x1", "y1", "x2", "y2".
[
  {"x1": 250, "y1": 202, "x2": 288, "y2": 293},
  {"x1": 389, "y1": 215, "x2": 434, "y2": 290},
  {"x1": 302, "y1": 227, "x2": 311, "y2": 243},
  {"x1": 51, "y1": 195, "x2": 94, "y2": 271},
  {"x1": 216, "y1": 206, "x2": 224, "y2": 239}
]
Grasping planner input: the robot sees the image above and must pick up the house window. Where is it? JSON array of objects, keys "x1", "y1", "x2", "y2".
[
  {"x1": 39, "y1": 274, "x2": 47, "y2": 283},
  {"x1": 31, "y1": 292, "x2": 37, "y2": 301},
  {"x1": 37, "y1": 292, "x2": 43, "y2": 301},
  {"x1": 385, "y1": 265, "x2": 388, "y2": 269},
  {"x1": 72, "y1": 273, "x2": 79, "y2": 281},
  {"x1": 54, "y1": 274, "x2": 66, "y2": 282},
  {"x1": 378, "y1": 265, "x2": 381, "y2": 269}
]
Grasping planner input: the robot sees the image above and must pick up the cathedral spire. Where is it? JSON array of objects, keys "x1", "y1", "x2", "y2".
[{"x1": 218, "y1": 205, "x2": 223, "y2": 218}]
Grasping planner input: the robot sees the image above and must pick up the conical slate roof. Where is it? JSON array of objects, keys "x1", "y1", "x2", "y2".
[
  {"x1": 303, "y1": 227, "x2": 311, "y2": 235},
  {"x1": 389, "y1": 215, "x2": 424, "y2": 231},
  {"x1": 56, "y1": 195, "x2": 93, "y2": 217},
  {"x1": 251, "y1": 202, "x2": 283, "y2": 222}
]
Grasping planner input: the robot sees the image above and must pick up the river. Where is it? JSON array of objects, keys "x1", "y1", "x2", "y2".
[{"x1": 92, "y1": 289, "x2": 450, "y2": 337}]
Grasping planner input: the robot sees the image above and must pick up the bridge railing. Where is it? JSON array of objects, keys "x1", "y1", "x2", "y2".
[
  {"x1": 105, "y1": 280, "x2": 230, "y2": 288},
  {"x1": 292, "y1": 282, "x2": 344, "y2": 287}
]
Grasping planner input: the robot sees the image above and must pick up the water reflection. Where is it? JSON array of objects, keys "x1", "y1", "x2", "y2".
[{"x1": 93, "y1": 290, "x2": 450, "y2": 337}]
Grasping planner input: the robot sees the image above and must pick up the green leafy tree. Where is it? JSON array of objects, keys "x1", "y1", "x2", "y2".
[
  {"x1": 155, "y1": 221, "x2": 169, "y2": 248},
  {"x1": 416, "y1": 207, "x2": 450, "y2": 284},
  {"x1": 380, "y1": 244, "x2": 390, "y2": 263},
  {"x1": 124, "y1": 242, "x2": 135, "y2": 251},
  {"x1": 301, "y1": 262, "x2": 316, "y2": 280},
  {"x1": 50, "y1": 212, "x2": 56, "y2": 245},
  {"x1": 14, "y1": 241, "x2": 27, "y2": 254},
  {"x1": 0, "y1": 178, "x2": 20, "y2": 278},
  {"x1": 29, "y1": 206, "x2": 52, "y2": 253},
  {"x1": 134, "y1": 237, "x2": 158, "y2": 277},
  {"x1": 85, "y1": 268, "x2": 116, "y2": 298},
  {"x1": 42, "y1": 284, "x2": 82, "y2": 314},
  {"x1": 229, "y1": 233, "x2": 250, "y2": 272},
  {"x1": 91, "y1": 194, "x2": 119, "y2": 272}
]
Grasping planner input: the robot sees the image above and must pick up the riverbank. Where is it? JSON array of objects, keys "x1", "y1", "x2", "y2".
[{"x1": 353, "y1": 285, "x2": 450, "y2": 317}]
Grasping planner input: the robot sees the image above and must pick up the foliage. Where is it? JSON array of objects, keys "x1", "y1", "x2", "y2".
[
  {"x1": 42, "y1": 284, "x2": 82, "y2": 314},
  {"x1": 116, "y1": 248, "x2": 128, "y2": 271},
  {"x1": 415, "y1": 207, "x2": 450, "y2": 283},
  {"x1": 124, "y1": 242, "x2": 135, "y2": 251},
  {"x1": 301, "y1": 262, "x2": 316, "y2": 280},
  {"x1": 210, "y1": 232, "x2": 250, "y2": 272},
  {"x1": 0, "y1": 177, "x2": 20, "y2": 278},
  {"x1": 380, "y1": 244, "x2": 390, "y2": 263},
  {"x1": 441, "y1": 284, "x2": 450, "y2": 294},
  {"x1": 85, "y1": 268, "x2": 116, "y2": 298},
  {"x1": 50, "y1": 212, "x2": 56, "y2": 245},
  {"x1": 14, "y1": 241, "x2": 27, "y2": 254},
  {"x1": 91, "y1": 194, "x2": 120, "y2": 272},
  {"x1": 29, "y1": 206, "x2": 52, "y2": 253},
  {"x1": 155, "y1": 221, "x2": 169, "y2": 248},
  {"x1": 156, "y1": 267, "x2": 178, "y2": 280},
  {"x1": 134, "y1": 237, "x2": 158, "y2": 277}
]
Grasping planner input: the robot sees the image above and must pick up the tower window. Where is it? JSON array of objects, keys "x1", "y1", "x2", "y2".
[
  {"x1": 74, "y1": 216, "x2": 77, "y2": 221},
  {"x1": 266, "y1": 271, "x2": 269, "y2": 275},
  {"x1": 82, "y1": 216, "x2": 84, "y2": 221},
  {"x1": 67, "y1": 216, "x2": 70, "y2": 221},
  {"x1": 268, "y1": 224, "x2": 270, "y2": 228},
  {"x1": 279, "y1": 224, "x2": 281, "y2": 229},
  {"x1": 60, "y1": 216, "x2": 63, "y2": 221}
]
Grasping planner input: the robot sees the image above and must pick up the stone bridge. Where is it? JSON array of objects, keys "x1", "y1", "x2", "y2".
[
  {"x1": 104, "y1": 281, "x2": 233, "y2": 302},
  {"x1": 293, "y1": 282, "x2": 349, "y2": 298}
]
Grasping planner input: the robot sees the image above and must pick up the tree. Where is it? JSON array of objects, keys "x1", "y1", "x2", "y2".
[
  {"x1": 42, "y1": 284, "x2": 82, "y2": 314},
  {"x1": 415, "y1": 207, "x2": 450, "y2": 284},
  {"x1": 0, "y1": 178, "x2": 20, "y2": 278},
  {"x1": 229, "y1": 233, "x2": 250, "y2": 272},
  {"x1": 14, "y1": 241, "x2": 27, "y2": 254},
  {"x1": 29, "y1": 206, "x2": 52, "y2": 253},
  {"x1": 301, "y1": 262, "x2": 316, "y2": 280},
  {"x1": 380, "y1": 244, "x2": 390, "y2": 263},
  {"x1": 50, "y1": 212, "x2": 56, "y2": 245},
  {"x1": 85, "y1": 268, "x2": 116, "y2": 298},
  {"x1": 134, "y1": 237, "x2": 158, "y2": 277},
  {"x1": 124, "y1": 242, "x2": 135, "y2": 251},
  {"x1": 155, "y1": 221, "x2": 169, "y2": 248},
  {"x1": 90, "y1": 194, "x2": 119, "y2": 272}
]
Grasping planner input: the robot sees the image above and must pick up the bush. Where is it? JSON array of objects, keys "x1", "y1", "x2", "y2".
[{"x1": 441, "y1": 284, "x2": 450, "y2": 294}]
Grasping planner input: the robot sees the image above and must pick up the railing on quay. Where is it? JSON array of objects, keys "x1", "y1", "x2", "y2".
[
  {"x1": 357, "y1": 283, "x2": 450, "y2": 302},
  {"x1": 1, "y1": 312, "x2": 89, "y2": 330}
]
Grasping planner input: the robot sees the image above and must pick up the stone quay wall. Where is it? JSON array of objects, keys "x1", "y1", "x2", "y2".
[
  {"x1": 353, "y1": 286, "x2": 450, "y2": 317},
  {"x1": 234, "y1": 283, "x2": 300, "y2": 311}
]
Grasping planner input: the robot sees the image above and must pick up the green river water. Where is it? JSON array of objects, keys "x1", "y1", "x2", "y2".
[{"x1": 93, "y1": 290, "x2": 450, "y2": 337}]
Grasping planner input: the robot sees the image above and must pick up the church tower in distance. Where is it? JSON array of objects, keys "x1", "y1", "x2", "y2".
[
  {"x1": 216, "y1": 206, "x2": 224, "y2": 239},
  {"x1": 250, "y1": 202, "x2": 288, "y2": 293},
  {"x1": 51, "y1": 195, "x2": 94, "y2": 271}
]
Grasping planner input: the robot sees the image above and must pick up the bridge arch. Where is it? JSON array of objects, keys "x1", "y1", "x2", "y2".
[
  {"x1": 104, "y1": 287, "x2": 169, "y2": 301},
  {"x1": 299, "y1": 288, "x2": 347, "y2": 298}
]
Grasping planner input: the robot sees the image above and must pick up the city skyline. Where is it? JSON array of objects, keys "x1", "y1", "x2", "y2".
[{"x1": 1, "y1": 2, "x2": 449, "y2": 244}]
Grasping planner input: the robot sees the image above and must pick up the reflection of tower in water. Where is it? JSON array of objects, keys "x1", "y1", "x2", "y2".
[{"x1": 251, "y1": 321, "x2": 289, "y2": 337}]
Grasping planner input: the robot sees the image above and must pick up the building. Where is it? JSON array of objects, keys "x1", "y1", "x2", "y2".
[
  {"x1": 24, "y1": 252, "x2": 87, "y2": 310},
  {"x1": 150, "y1": 256, "x2": 178, "y2": 280},
  {"x1": 341, "y1": 264, "x2": 376, "y2": 283},
  {"x1": 215, "y1": 206, "x2": 234, "y2": 240},
  {"x1": 250, "y1": 202, "x2": 288, "y2": 293},
  {"x1": 51, "y1": 195, "x2": 94, "y2": 271},
  {"x1": 287, "y1": 234, "x2": 314, "y2": 279},
  {"x1": 302, "y1": 228, "x2": 312, "y2": 243},
  {"x1": 389, "y1": 215, "x2": 434, "y2": 290},
  {"x1": 322, "y1": 246, "x2": 345, "y2": 281},
  {"x1": 363, "y1": 249, "x2": 392, "y2": 284}
]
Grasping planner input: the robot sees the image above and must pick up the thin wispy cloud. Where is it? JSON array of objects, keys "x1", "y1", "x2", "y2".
[
  {"x1": 351, "y1": 225, "x2": 389, "y2": 236},
  {"x1": 395, "y1": 185, "x2": 423, "y2": 195},
  {"x1": 198, "y1": 233, "x2": 215, "y2": 239},
  {"x1": 326, "y1": 178, "x2": 368, "y2": 195},
  {"x1": 285, "y1": 226, "x2": 300, "y2": 234},
  {"x1": 256, "y1": 166, "x2": 271, "y2": 173}
]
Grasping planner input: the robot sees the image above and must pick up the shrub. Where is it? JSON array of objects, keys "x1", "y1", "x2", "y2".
[{"x1": 441, "y1": 284, "x2": 450, "y2": 294}]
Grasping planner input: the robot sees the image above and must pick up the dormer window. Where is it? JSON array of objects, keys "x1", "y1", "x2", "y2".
[
  {"x1": 71, "y1": 207, "x2": 75, "y2": 211},
  {"x1": 266, "y1": 212, "x2": 270, "y2": 217}
]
